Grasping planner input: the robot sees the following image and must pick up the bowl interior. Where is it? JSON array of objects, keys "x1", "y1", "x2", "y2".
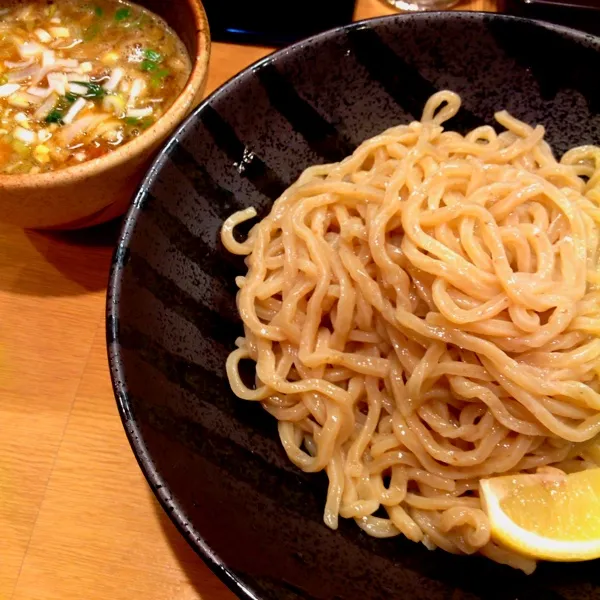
[{"x1": 109, "y1": 12, "x2": 600, "y2": 600}]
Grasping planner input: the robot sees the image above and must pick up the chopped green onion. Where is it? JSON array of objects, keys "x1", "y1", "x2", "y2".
[
  {"x1": 123, "y1": 116, "x2": 153, "y2": 128},
  {"x1": 44, "y1": 88, "x2": 96, "y2": 125},
  {"x1": 143, "y1": 49, "x2": 162, "y2": 63},
  {"x1": 115, "y1": 7, "x2": 131, "y2": 21},
  {"x1": 45, "y1": 110, "x2": 64, "y2": 124},
  {"x1": 140, "y1": 59, "x2": 157, "y2": 72},
  {"x1": 44, "y1": 95, "x2": 73, "y2": 124},
  {"x1": 71, "y1": 81, "x2": 107, "y2": 99},
  {"x1": 83, "y1": 22, "x2": 100, "y2": 41},
  {"x1": 140, "y1": 49, "x2": 165, "y2": 78},
  {"x1": 150, "y1": 68, "x2": 170, "y2": 89},
  {"x1": 94, "y1": 5, "x2": 103, "y2": 16},
  {"x1": 134, "y1": 13, "x2": 149, "y2": 29}
]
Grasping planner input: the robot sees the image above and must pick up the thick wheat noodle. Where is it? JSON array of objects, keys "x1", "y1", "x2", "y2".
[{"x1": 220, "y1": 91, "x2": 600, "y2": 573}]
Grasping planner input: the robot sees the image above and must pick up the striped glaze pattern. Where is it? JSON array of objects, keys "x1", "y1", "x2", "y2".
[{"x1": 107, "y1": 13, "x2": 600, "y2": 600}]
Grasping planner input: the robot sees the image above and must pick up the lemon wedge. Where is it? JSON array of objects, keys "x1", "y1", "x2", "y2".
[{"x1": 480, "y1": 468, "x2": 600, "y2": 562}]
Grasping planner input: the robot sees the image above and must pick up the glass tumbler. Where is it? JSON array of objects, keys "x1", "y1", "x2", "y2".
[{"x1": 382, "y1": 0, "x2": 459, "y2": 10}]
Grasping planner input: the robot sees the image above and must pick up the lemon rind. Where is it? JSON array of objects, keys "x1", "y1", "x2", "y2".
[{"x1": 481, "y1": 479, "x2": 600, "y2": 562}]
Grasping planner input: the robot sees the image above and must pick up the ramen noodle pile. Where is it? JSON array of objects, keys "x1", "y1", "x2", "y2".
[{"x1": 221, "y1": 91, "x2": 600, "y2": 573}]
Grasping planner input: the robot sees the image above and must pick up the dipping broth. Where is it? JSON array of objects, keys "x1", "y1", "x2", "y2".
[{"x1": 0, "y1": 0, "x2": 192, "y2": 174}]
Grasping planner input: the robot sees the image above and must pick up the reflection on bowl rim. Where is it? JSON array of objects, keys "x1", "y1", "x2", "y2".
[{"x1": 0, "y1": 0, "x2": 211, "y2": 189}]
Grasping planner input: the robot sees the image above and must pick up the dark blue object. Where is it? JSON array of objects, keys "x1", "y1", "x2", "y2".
[
  {"x1": 108, "y1": 12, "x2": 600, "y2": 600},
  {"x1": 202, "y1": 0, "x2": 357, "y2": 45}
]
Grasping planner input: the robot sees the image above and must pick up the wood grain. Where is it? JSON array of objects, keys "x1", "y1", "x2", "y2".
[{"x1": 1, "y1": 1, "x2": 497, "y2": 598}]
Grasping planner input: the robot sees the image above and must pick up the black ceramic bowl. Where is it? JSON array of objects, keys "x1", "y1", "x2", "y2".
[{"x1": 107, "y1": 12, "x2": 600, "y2": 600}]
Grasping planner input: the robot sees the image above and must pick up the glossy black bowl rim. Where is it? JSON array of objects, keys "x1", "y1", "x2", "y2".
[{"x1": 106, "y1": 11, "x2": 599, "y2": 600}]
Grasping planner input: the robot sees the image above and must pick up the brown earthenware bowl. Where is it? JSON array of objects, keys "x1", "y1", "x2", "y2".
[{"x1": 0, "y1": 0, "x2": 210, "y2": 229}]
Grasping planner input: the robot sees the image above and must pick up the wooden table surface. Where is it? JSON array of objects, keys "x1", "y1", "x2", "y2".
[{"x1": 0, "y1": 1, "x2": 496, "y2": 598}]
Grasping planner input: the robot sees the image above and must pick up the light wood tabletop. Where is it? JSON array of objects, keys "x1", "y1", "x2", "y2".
[{"x1": 0, "y1": 1, "x2": 496, "y2": 598}]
